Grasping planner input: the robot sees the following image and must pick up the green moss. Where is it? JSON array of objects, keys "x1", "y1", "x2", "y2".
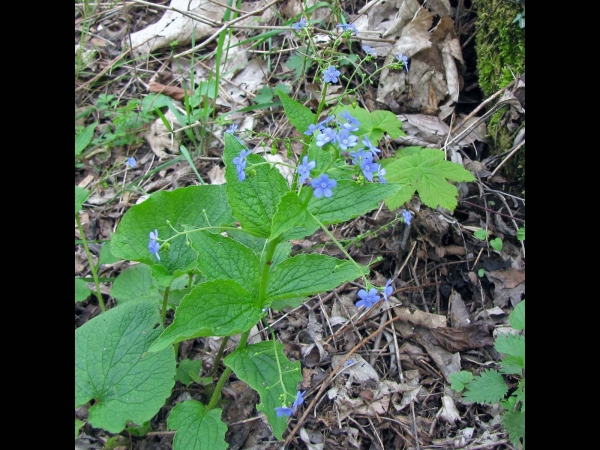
[
  {"x1": 475, "y1": 0, "x2": 525, "y2": 190},
  {"x1": 475, "y1": 0, "x2": 525, "y2": 97}
]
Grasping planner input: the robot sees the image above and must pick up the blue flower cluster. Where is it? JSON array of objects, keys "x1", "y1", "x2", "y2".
[
  {"x1": 292, "y1": 18, "x2": 307, "y2": 30},
  {"x1": 355, "y1": 279, "x2": 394, "y2": 309},
  {"x1": 401, "y1": 209, "x2": 413, "y2": 226},
  {"x1": 396, "y1": 53, "x2": 409, "y2": 72},
  {"x1": 310, "y1": 110, "x2": 387, "y2": 184},
  {"x1": 275, "y1": 390, "x2": 306, "y2": 417},
  {"x1": 232, "y1": 149, "x2": 251, "y2": 181},
  {"x1": 126, "y1": 157, "x2": 137, "y2": 168},
  {"x1": 337, "y1": 23, "x2": 359, "y2": 35}
]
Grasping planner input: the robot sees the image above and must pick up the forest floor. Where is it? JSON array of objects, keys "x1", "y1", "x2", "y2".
[{"x1": 75, "y1": 1, "x2": 525, "y2": 449}]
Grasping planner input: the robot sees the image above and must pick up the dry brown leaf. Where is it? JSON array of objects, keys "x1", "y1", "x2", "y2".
[
  {"x1": 148, "y1": 81, "x2": 192, "y2": 101},
  {"x1": 394, "y1": 306, "x2": 447, "y2": 329},
  {"x1": 430, "y1": 322, "x2": 494, "y2": 353}
]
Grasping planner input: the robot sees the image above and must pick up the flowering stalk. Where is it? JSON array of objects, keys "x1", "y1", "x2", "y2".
[{"x1": 75, "y1": 214, "x2": 106, "y2": 313}]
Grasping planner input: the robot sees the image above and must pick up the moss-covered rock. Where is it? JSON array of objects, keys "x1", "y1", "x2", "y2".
[{"x1": 475, "y1": 0, "x2": 525, "y2": 188}]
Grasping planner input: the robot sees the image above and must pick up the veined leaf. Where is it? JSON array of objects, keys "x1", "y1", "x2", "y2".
[
  {"x1": 276, "y1": 88, "x2": 315, "y2": 135},
  {"x1": 384, "y1": 147, "x2": 475, "y2": 211},
  {"x1": 462, "y1": 369, "x2": 507, "y2": 404},
  {"x1": 150, "y1": 280, "x2": 261, "y2": 352},
  {"x1": 224, "y1": 341, "x2": 302, "y2": 440},
  {"x1": 168, "y1": 401, "x2": 228, "y2": 450}
]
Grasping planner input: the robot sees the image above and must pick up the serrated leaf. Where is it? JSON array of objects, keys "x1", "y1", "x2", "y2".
[
  {"x1": 510, "y1": 300, "x2": 525, "y2": 330},
  {"x1": 224, "y1": 341, "x2": 303, "y2": 440},
  {"x1": 75, "y1": 300, "x2": 176, "y2": 433},
  {"x1": 111, "y1": 264, "x2": 162, "y2": 304},
  {"x1": 111, "y1": 185, "x2": 235, "y2": 272},
  {"x1": 267, "y1": 254, "x2": 367, "y2": 303},
  {"x1": 176, "y1": 359, "x2": 204, "y2": 386},
  {"x1": 495, "y1": 333, "x2": 525, "y2": 372},
  {"x1": 490, "y1": 237, "x2": 503, "y2": 251},
  {"x1": 75, "y1": 419, "x2": 84, "y2": 439},
  {"x1": 99, "y1": 240, "x2": 121, "y2": 265},
  {"x1": 224, "y1": 134, "x2": 289, "y2": 237},
  {"x1": 501, "y1": 410, "x2": 525, "y2": 446},
  {"x1": 75, "y1": 278, "x2": 91, "y2": 302},
  {"x1": 271, "y1": 192, "x2": 317, "y2": 240},
  {"x1": 366, "y1": 110, "x2": 406, "y2": 139},
  {"x1": 276, "y1": 88, "x2": 315, "y2": 135},
  {"x1": 384, "y1": 148, "x2": 475, "y2": 211},
  {"x1": 449, "y1": 371, "x2": 473, "y2": 392},
  {"x1": 150, "y1": 280, "x2": 261, "y2": 352},
  {"x1": 307, "y1": 180, "x2": 399, "y2": 225},
  {"x1": 188, "y1": 231, "x2": 261, "y2": 296},
  {"x1": 75, "y1": 122, "x2": 97, "y2": 156},
  {"x1": 462, "y1": 369, "x2": 507, "y2": 404},
  {"x1": 168, "y1": 401, "x2": 228, "y2": 450},
  {"x1": 253, "y1": 86, "x2": 274, "y2": 104},
  {"x1": 75, "y1": 186, "x2": 89, "y2": 215},
  {"x1": 226, "y1": 228, "x2": 267, "y2": 254}
]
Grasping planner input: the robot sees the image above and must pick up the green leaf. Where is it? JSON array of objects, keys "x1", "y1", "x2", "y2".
[
  {"x1": 168, "y1": 401, "x2": 228, "y2": 450},
  {"x1": 111, "y1": 185, "x2": 235, "y2": 272},
  {"x1": 331, "y1": 105, "x2": 405, "y2": 141},
  {"x1": 286, "y1": 50, "x2": 311, "y2": 80},
  {"x1": 75, "y1": 300, "x2": 176, "y2": 433},
  {"x1": 462, "y1": 369, "x2": 508, "y2": 404},
  {"x1": 267, "y1": 254, "x2": 367, "y2": 303},
  {"x1": 176, "y1": 359, "x2": 204, "y2": 386},
  {"x1": 75, "y1": 419, "x2": 84, "y2": 439},
  {"x1": 501, "y1": 410, "x2": 525, "y2": 446},
  {"x1": 477, "y1": 268, "x2": 485, "y2": 277},
  {"x1": 490, "y1": 237, "x2": 503, "y2": 251},
  {"x1": 111, "y1": 264, "x2": 162, "y2": 304},
  {"x1": 126, "y1": 420, "x2": 152, "y2": 437},
  {"x1": 224, "y1": 134, "x2": 289, "y2": 237},
  {"x1": 271, "y1": 192, "x2": 318, "y2": 240},
  {"x1": 75, "y1": 186, "x2": 89, "y2": 216},
  {"x1": 495, "y1": 333, "x2": 525, "y2": 373},
  {"x1": 75, "y1": 278, "x2": 91, "y2": 302},
  {"x1": 224, "y1": 341, "x2": 303, "y2": 440},
  {"x1": 141, "y1": 93, "x2": 173, "y2": 112},
  {"x1": 473, "y1": 228, "x2": 488, "y2": 241},
  {"x1": 307, "y1": 180, "x2": 399, "y2": 225},
  {"x1": 150, "y1": 280, "x2": 262, "y2": 352},
  {"x1": 253, "y1": 86, "x2": 274, "y2": 104},
  {"x1": 276, "y1": 88, "x2": 315, "y2": 135},
  {"x1": 510, "y1": 300, "x2": 525, "y2": 330},
  {"x1": 75, "y1": 122, "x2": 97, "y2": 156},
  {"x1": 384, "y1": 148, "x2": 475, "y2": 211},
  {"x1": 188, "y1": 231, "x2": 262, "y2": 296},
  {"x1": 517, "y1": 225, "x2": 525, "y2": 241},
  {"x1": 98, "y1": 240, "x2": 121, "y2": 265},
  {"x1": 449, "y1": 371, "x2": 473, "y2": 392}
]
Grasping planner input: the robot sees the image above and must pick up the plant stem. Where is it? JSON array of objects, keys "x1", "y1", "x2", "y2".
[
  {"x1": 76, "y1": 214, "x2": 105, "y2": 312},
  {"x1": 161, "y1": 285, "x2": 171, "y2": 328},
  {"x1": 208, "y1": 336, "x2": 230, "y2": 378},
  {"x1": 207, "y1": 331, "x2": 249, "y2": 410},
  {"x1": 258, "y1": 238, "x2": 280, "y2": 308}
]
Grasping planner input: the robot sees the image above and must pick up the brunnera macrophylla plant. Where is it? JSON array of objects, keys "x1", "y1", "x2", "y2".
[{"x1": 75, "y1": 18, "x2": 476, "y2": 448}]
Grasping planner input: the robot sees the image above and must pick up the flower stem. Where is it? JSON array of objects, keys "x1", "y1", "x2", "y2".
[
  {"x1": 207, "y1": 331, "x2": 249, "y2": 410},
  {"x1": 161, "y1": 285, "x2": 170, "y2": 328},
  {"x1": 75, "y1": 214, "x2": 105, "y2": 313},
  {"x1": 208, "y1": 336, "x2": 230, "y2": 378}
]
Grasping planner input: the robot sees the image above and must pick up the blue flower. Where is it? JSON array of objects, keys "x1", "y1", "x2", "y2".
[
  {"x1": 297, "y1": 155, "x2": 316, "y2": 184},
  {"x1": 315, "y1": 128, "x2": 337, "y2": 147},
  {"x1": 225, "y1": 123, "x2": 238, "y2": 134},
  {"x1": 292, "y1": 18, "x2": 307, "y2": 30},
  {"x1": 292, "y1": 390, "x2": 307, "y2": 410},
  {"x1": 126, "y1": 157, "x2": 137, "y2": 168},
  {"x1": 376, "y1": 166, "x2": 387, "y2": 183},
  {"x1": 402, "y1": 209, "x2": 413, "y2": 226},
  {"x1": 340, "y1": 111, "x2": 360, "y2": 131},
  {"x1": 364, "y1": 45, "x2": 376, "y2": 57},
  {"x1": 275, "y1": 406, "x2": 294, "y2": 417},
  {"x1": 232, "y1": 149, "x2": 251, "y2": 181},
  {"x1": 382, "y1": 279, "x2": 393, "y2": 301},
  {"x1": 304, "y1": 116, "x2": 335, "y2": 135},
  {"x1": 336, "y1": 129, "x2": 358, "y2": 151},
  {"x1": 323, "y1": 66, "x2": 341, "y2": 83},
  {"x1": 349, "y1": 150, "x2": 372, "y2": 165},
  {"x1": 346, "y1": 359, "x2": 355, "y2": 365},
  {"x1": 356, "y1": 288, "x2": 381, "y2": 308},
  {"x1": 396, "y1": 53, "x2": 409, "y2": 72},
  {"x1": 148, "y1": 229, "x2": 160, "y2": 261},
  {"x1": 360, "y1": 158, "x2": 380, "y2": 181},
  {"x1": 361, "y1": 136, "x2": 381, "y2": 157},
  {"x1": 311, "y1": 174, "x2": 337, "y2": 198},
  {"x1": 337, "y1": 23, "x2": 359, "y2": 35}
]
